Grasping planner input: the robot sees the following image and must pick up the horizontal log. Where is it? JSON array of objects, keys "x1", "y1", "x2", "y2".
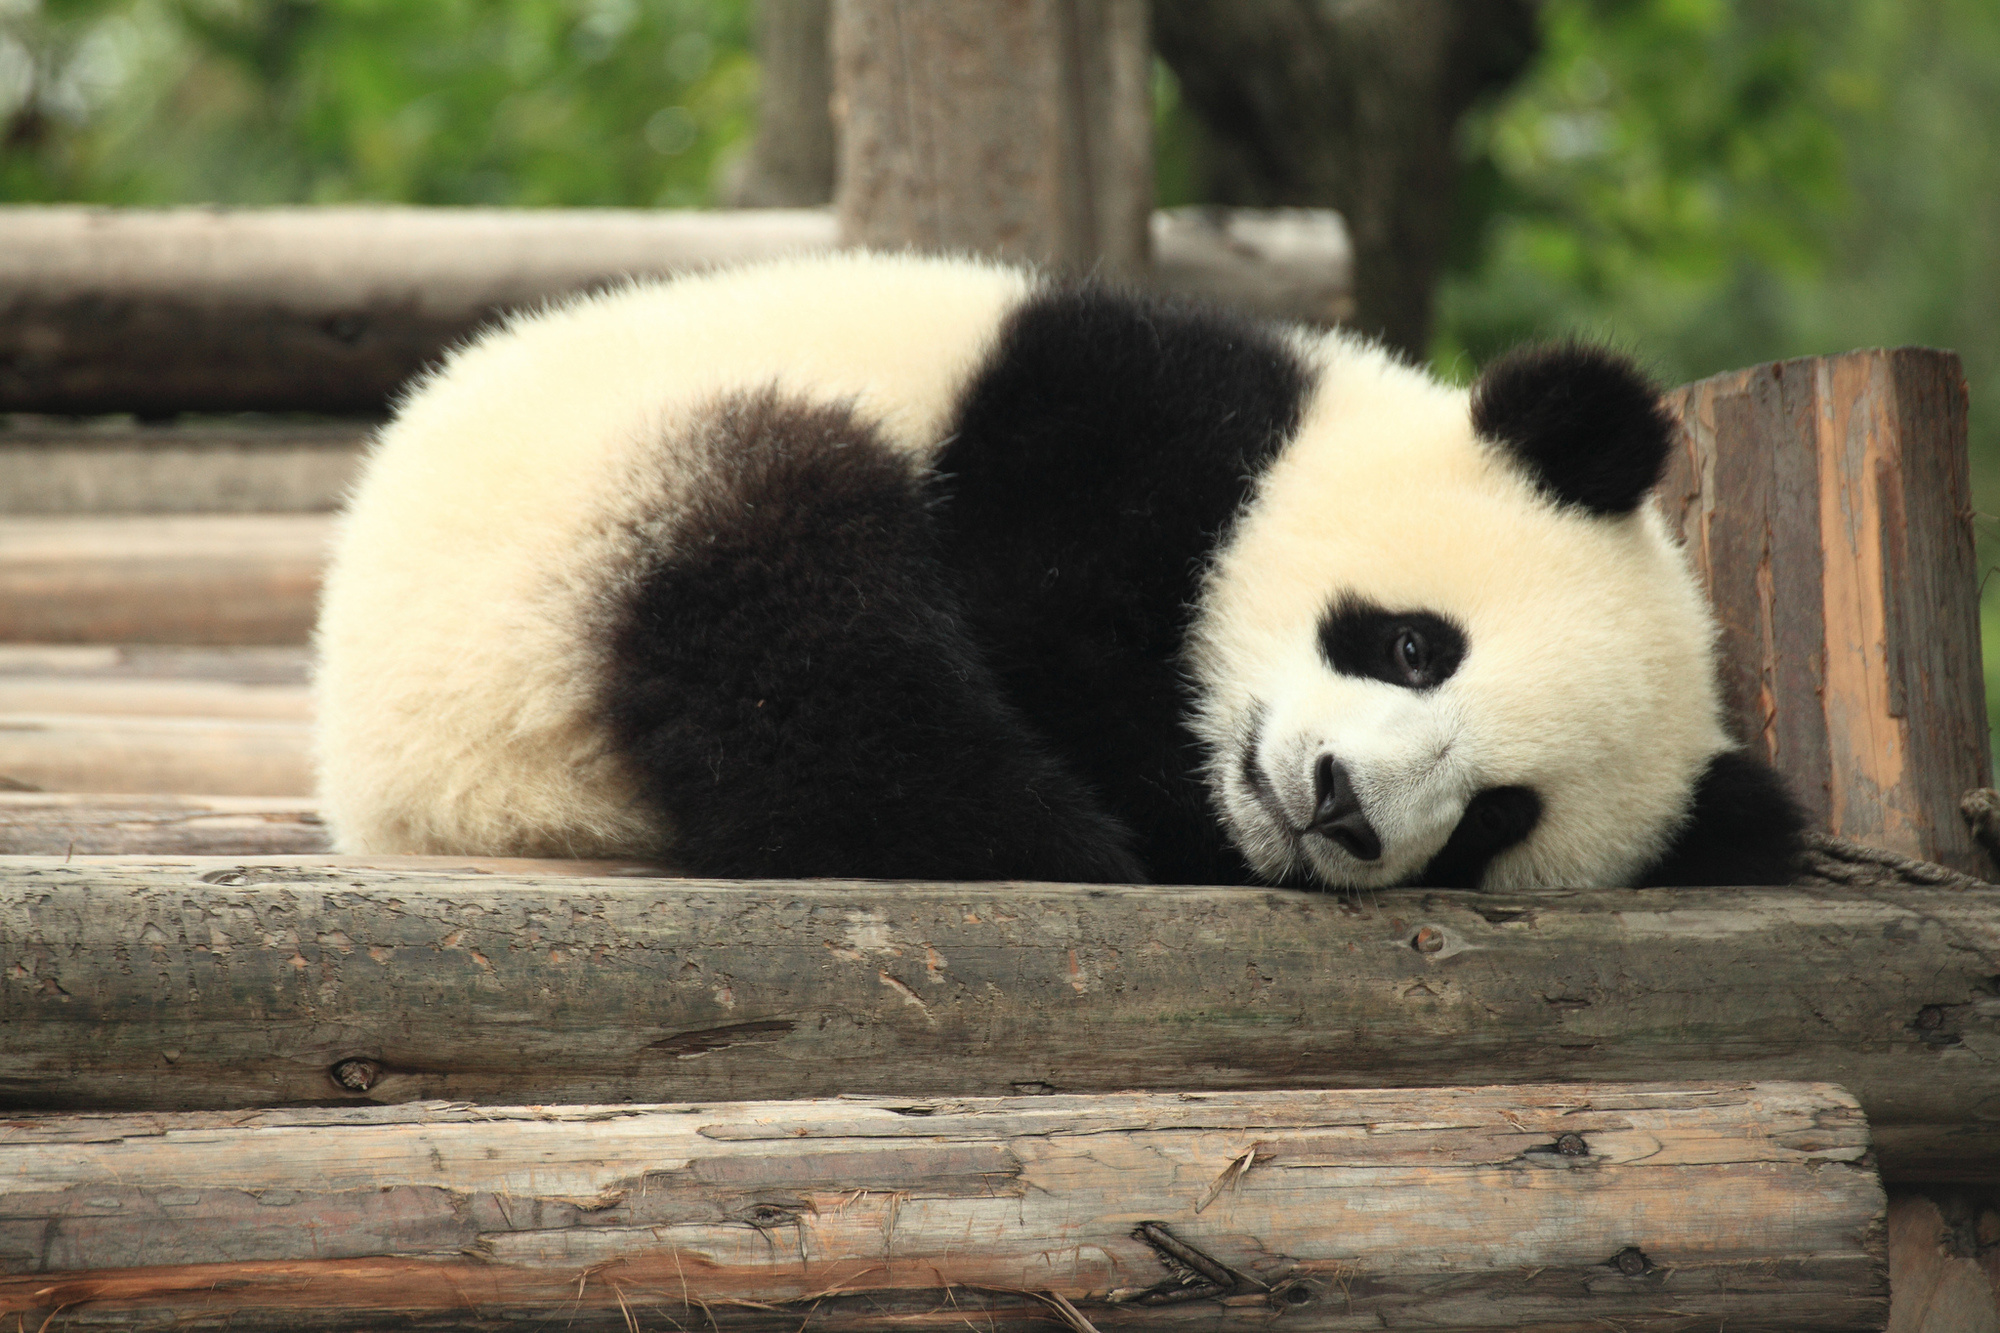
[
  {"x1": 0, "y1": 205, "x2": 1353, "y2": 414},
  {"x1": 0, "y1": 1084, "x2": 1887, "y2": 1331},
  {"x1": 1, "y1": 861, "x2": 1994, "y2": 1184},
  {"x1": 0, "y1": 644, "x2": 310, "y2": 686},
  {"x1": 0, "y1": 714, "x2": 310, "y2": 795},
  {"x1": 0, "y1": 795, "x2": 328, "y2": 855},
  {"x1": 0, "y1": 675, "x2": 309, "y2": 719},
  {"x1": 0, "y1": 420, "x2": 367, "y2": 514},
  {"x1": 0, "y1": 515, "x2": 331, "y2": 644}
]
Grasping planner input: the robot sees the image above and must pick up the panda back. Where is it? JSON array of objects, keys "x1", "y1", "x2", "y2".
[{"x1": 314, "y1": 254, "x2": 1033, "y2": 857}]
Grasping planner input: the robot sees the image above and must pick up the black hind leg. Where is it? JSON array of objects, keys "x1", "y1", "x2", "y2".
[{"x1": 605, "y1": 391, "x2": 1144, "y2": 884}]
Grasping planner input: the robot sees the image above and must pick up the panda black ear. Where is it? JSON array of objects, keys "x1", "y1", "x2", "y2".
[{"x1": 1471, "y1": 342, "x2": 1676, "y2": 517}]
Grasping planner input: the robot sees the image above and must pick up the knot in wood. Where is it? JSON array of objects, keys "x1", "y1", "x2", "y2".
[
  {"x1": 1916, "y1": 1005, "x2": 1945, "y2": 1031},
  {"x1": 1412, "y1": 927, "x2": 1445, "y2": 954},
  {"x1": 1612, "y1": 1247, "x2": 1649, "y2": 1277},
  {"x1": 1555, "y1": 1133, "x2": 1588, "y2": 1156},
  {"x1": 328, "y1": 1058, "x2": 380, "y2": 1092}
]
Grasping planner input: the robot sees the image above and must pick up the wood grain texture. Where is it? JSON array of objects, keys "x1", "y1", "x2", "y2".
[
  {"x1": 1886, "y1": 1192, "x2": 2000, "y2": 1333},
  {"x1": 0, "y1": 207, "x2": 1349, "y2": 414},
  {"x1": 1661, "y1": 348, "x2": 1991, "y2": 875},
  {"x1": 0, "y1": 1084, "x2": 1887, "y2": 1331},
  {"x1": 0, "y1": 514, "x2": 330, "y2": 644},
  {"x1": 0, "y1": 714, "x2": 311, "y2": 795},
  {"x1": 1, "y1": 860, "x2": 1993, "y2": 1185},
  {"x1": 831, "y1": 0, "x2": 1152, "y2": 273},
  {"x1": 0, "y1": 794, "x2": 329, "y2": 855},
  {"x1": 0, "y1": 422, "x2": 365, "y2": 514}
]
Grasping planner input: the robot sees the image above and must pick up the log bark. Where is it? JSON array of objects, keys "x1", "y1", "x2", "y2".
[
  {"x1": 831, "y1": 0, "x2": 1152, "y2": 274},
  {"x1": 0, "y1": 421, "x2": 365, "y2": 514},
  {"x1": 1, "y1": 860, "x2": 1994, "y2": 1185},
  {"x1": 0, "y1": 206, "x2": 1346, "y2": 413},
  {"x1": 1154, "y1": 0, "x2": 1538, "y2": 358},
  {"x1": 1886, "y1": 1191, "x2": 2000, "y2": 1332},
  {"x1": 0, "y1": 1083, "x2": 1887, "y2": 1331},
  {"x1": 0, "y1": 795, "x2": 329, "y2": 855},
  {"x1": 1661, "y1": 349, "x2": 1993, "y2": 876},
  {"x1": 723, "y1": 0, "x2": 836, "y2": 207},
  {"x1": 0, "y1": 514, "x2": 330, "y2": 644}
]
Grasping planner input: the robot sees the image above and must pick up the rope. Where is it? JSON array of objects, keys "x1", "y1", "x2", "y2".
[{"x1": 1786, "y1": 788, "x2": 2000, "y2": 889}]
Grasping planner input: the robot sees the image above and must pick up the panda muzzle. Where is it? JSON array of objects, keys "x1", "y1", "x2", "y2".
[{"x1": 1310, "y1": 755, "x2": 1382, "y2": 862}]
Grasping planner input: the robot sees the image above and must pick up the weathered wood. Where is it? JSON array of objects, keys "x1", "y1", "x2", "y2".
[
  {"x1": 832, "y1": 0, "x2": 1154, "y2": 273},
  {"x1": 0, "y1": 714, "x2": 312, "y2": 795},
  {"x1": 724, "y1": 0, "x2": 836, "y2": 207},
  {"x1": 0, "y1": 1084, "x2": 1888, "y2": 1331},
  {"x1": 0, "y1": 675, "x2": 309, "y2": 720},
  {"x1": 1, "y1": 861, "x2": 1994, "y2": 1185},
  {"x1": 1661, "y1": 349, "x2": 1993, "y2": 876},
  {"x1": 0, "y1": 795, "x2": 329, "y2": 855},
  {"x1": 1886, "y1": 1191, "x2": 2000, "y2": 1332},
  {"x1": 0, "y1": 514, "x2": 331, "y2": 643},
  {"x1": 0, "y1": 420, "x2": 366, "y2": 514},
  {"x1": 0, "y1": 644, "x2": 311, "y2": 687},
  {"x1": 0, "y1": 206, "x2": 1349, "y2": 413}
]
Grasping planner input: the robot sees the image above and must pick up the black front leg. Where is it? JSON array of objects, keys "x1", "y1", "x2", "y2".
[{"x1": 606, "y1": 391, "x2": 1144, "y2": 884}]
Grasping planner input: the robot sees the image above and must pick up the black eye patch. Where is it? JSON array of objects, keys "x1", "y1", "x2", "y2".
[{"x1": 1318, "y1": 596, "x2": 1467, "y2": 690}]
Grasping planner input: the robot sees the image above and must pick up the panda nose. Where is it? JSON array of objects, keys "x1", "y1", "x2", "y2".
[{"x1": 1311, "y1": 755, "x2": 1381, "y2": 862}]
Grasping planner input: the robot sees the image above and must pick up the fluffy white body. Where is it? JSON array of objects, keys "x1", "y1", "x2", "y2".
[{"x1": 316, "y1": 255, "x2": 1030, "y2": 857}]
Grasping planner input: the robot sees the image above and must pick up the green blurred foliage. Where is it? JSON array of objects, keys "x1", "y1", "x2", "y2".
[
  {"x1": 0, "y1": 0, "x2": 752, "y2": 205},
  {"x1": 1432, "y1": 0, "x2": 2000, "y2": 752}
]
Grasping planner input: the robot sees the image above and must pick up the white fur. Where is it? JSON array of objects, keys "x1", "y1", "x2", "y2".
[
  {"x1": 315, "y1": 252, "x2": 1032, "y2": 856},
  {"x1": 1187, "y1": 333, "x2": 1728, "y2": 889}
]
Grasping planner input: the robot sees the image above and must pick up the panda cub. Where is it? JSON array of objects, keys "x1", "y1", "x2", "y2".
[{"x1": 315, "y1": 252, "x2": 1804, "y2": 889}]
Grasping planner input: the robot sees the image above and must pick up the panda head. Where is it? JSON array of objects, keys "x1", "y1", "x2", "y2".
[{"x1": 1189, "y1": 339, "x2": 1800, "y2": 890}]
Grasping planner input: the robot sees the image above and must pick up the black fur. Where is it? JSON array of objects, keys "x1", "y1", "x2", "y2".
[
  {"x1": 1413, "y1": 786, "x2": 1543, "y2": 888},
  {"x1": 932, "y1": 282, "x2": 1314, "y2": 884},
  {"x1": 605, "y1": 390, "x2": 1144, "y2": 884},
  {"x1": 1639, "y1": 749, "x2": 1807, "y2": 886},
  {"x1": 1471, "y1": 343, "x2": 1676, "y2": 516},
  {"x1": 1319, "y1": 596, "x2": 1467, "y2": 691}
]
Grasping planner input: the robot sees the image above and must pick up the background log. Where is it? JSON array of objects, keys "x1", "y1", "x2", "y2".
[
  {"x1": 1, "y1": 860, "x2": 1993, "y2": 1185},
  {"x1": 0, "y1": 514, "x2": 331, "y2": 644},
  {"x1": 0, "y1": 420, "x2": 366, "y2": 514},
  {"x1": 831, "y1": 0, "x2": 1152, "y2": 274},
  {"x1": 0, "y1": 1084, "x2": 1887, "y2": 1332},
  {"x1": 0, "y1": 206, "x2": 1348, "y2": 415},
  {"x1": 0, "y1": 795, "x2": 328, "y2": 855},
  {"x1": 722, "y1": 0, "x2": 836, "y2": 207},
  {"x1": 1661, "y1": 348, "x2": 1992, "y2": 876},
  {"x1": 1887, "y1": 1191, "x2": 2000, "y2": 1331}
]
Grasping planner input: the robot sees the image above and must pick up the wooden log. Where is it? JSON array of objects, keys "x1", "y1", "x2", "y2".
[
  {"x1": 1, "y1": 862, "x2": 1994, "y2": 1185},
  {"x1": 0, "y1": 714, "x2": 312, "y2": 796},
  {"x1": 0, "y1": 514, "x2": 331, "y2": 644},
  {"x1": 0, "y1": 206, "x2": 1349, "y2": 414},
  {"x1": 0, "y1": 420, "x2": 366, "y2": 514},
  {"x1": 0, "y1": 1084, "x2": 1888, "y2": 1332},
  {"x1": 832, "y1": 0, "x2": 1153, "y2": 274},
  {"x1": 0, "y1": 795, "x2": 329, "y2": 856},
  {"x1": 1661, "y1": 349, "x2": 1993, "y2": 876},
  {"x1": 1886, "y1": 1191, "x2": 2000, "y2": 1332},
  {"x1": 0, "y1": 644, "x2": 310, "y2": 687},
  {"x1": 0, "y1": 675, "x2": 309, "y2": 719},
  {"x1": 723, "y1": 0, "x2": 836, "y2": 207}
]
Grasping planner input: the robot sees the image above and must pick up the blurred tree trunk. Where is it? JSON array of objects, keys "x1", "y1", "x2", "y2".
[
  {"x1": 1154, "y1": 0, "x2": 1538, "y2": 359},
  {"x1": 723, "y1": 0, "x2": 836, "y2": 206}
]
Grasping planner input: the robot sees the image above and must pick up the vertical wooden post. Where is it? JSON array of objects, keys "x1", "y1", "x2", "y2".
[
  {"x1": 1662, "y1": 349, "x2": 1993, "y2": 876},
  {"x1": 830, "y1": 0, "x2": 1152, "y2": 274},
  {"x1": 724, "y1": 0, "x2": 836, "y2": 206}
]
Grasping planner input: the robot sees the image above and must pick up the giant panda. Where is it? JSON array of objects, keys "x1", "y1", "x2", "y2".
[{"x1": 314, "y1": 251, "x2": 1804, "y2": 890}]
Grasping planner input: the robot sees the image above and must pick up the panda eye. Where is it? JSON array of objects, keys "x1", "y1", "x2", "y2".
[
  {"x1": 1394, "y1": 630, "x2": 1428, "y2": 679},
  {"x1": 1319, "y1": 597, "x2": 1466, "y2": 690}
]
